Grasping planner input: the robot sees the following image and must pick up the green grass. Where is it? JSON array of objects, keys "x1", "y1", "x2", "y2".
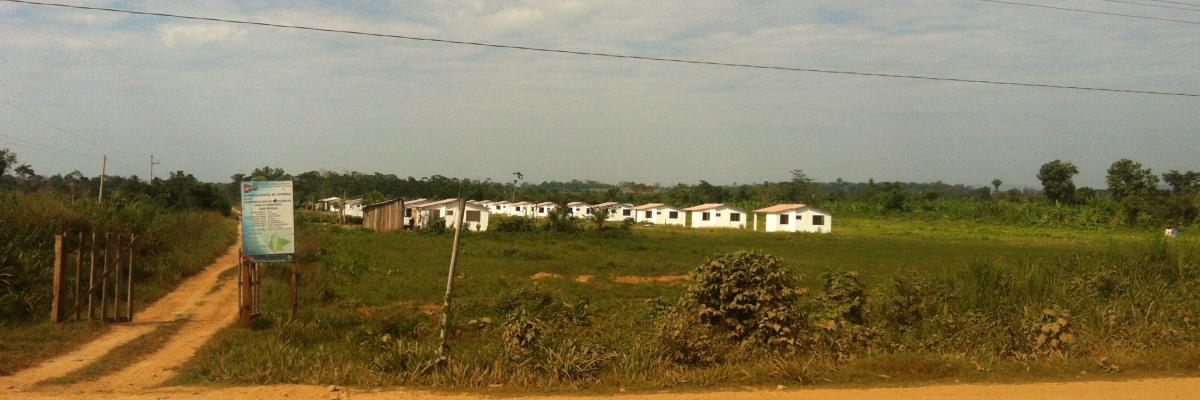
[
  {"x1": 38, "y1": 319, "x2": 188, "y2": 386},
  {"x1": 173, "y1": 217, "x2": 1200, "y2": 391}
]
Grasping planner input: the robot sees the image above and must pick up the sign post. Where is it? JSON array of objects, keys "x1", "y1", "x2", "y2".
[{"x1": 239, "y1": 180, "x2": 297, "y2": 326}]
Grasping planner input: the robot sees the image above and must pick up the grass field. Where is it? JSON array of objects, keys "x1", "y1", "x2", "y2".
[{"x1": 174, "y1": 216, "x2": 1200, "y2": 391}]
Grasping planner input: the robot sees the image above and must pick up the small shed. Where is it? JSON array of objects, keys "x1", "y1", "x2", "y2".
[
  {"x1": 633, "y1": 203, "x2": 685, "y2": 226},
  {"x1": 342, "y1": 198, "x2": 364, "y2": 218},
  {"x1": 683, "y1": 203, "x2": 747, "y2": 229},
  {"x1": 362, "y1": 198, "x2": 405, "y2": 232},
  {"x1": 315, "y1": 197, "x2": 340, "y2": 212},
  {"x1": 753, "y1": 204, "x2": 832, "y2": 233},
  {"x1": 567, "y1": 202, "x2": 592, "y2": 218}
]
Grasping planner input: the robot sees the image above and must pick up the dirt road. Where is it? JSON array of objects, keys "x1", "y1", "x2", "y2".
[
  {"x1": 0, "y1": 239, "x2": 241, "y2": 392},
  {"x1": 4, "y1": 377, "x2": 1199, "y2": 399}
]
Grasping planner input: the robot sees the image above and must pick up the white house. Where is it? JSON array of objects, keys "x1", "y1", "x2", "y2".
[
  {"x1": 315, "y1": 197, "x2": 340, "y2": 212},
  {"x1": 591, "y1": 201, "x2": 635, "y2": 222},
  {"x1": 567, "y1": 202, "x2": 592, "y2": 218},
  {"x1": 342, "y1": 198, "x2": 364, "y2": 218},
  {"x1": 533, "y1": 202, "x2": 558, "y2": 218},
  {"x1": 490, "y1": 201, "x2": 511, "y2": 215},
  {"x1": 402, "y1": 198, "x2": 431, "y2": 228},
  {"x1": 633, "y1": 203, "x2": 686, "y2": 226},
  {"x1": 682, "y1": 203, "x2": 747, "y2": 229},
  {"x1": 753, "y1": 204, "x2": 832, "y2": 233},
  {"x1": 509, "y1": 201, "x2": 535, "y2": 218},
  {"x1": 414, "y1": 198, "x2": 490, "y2": 231}
]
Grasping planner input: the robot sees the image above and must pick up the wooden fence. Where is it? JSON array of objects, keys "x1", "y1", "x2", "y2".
[{"x1": 50, "y1": 232, "x2": 136, "y2": 323}]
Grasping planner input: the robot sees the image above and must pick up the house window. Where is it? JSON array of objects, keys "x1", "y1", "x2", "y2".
[
  {"x1": 539, "y1": 207, "x2": 545, "y2": 213},
  {"x1": 702, "y1": 212, "x2": 710, "y2": 221},
  {"x1": 447, "y1": 210, "x2": 454, "y2": 216},
  {"x1": 644, "y1": 211, "x2": 653, "y2": 219},
  {"x1": 779, "y1": 214, "x2": 789, "y2": 225},
  {"x1": 813, "y1": 215, "x2": 825, "y2": 226},
  {"x1": 669, "y1": 211, "x2": 678, "y2": 219},
  {"x1": 715, "y1": 212, "x2": 721, "y2": 217},
  {"x1": 466, "y1": 210, "x2": 481, "y2": 222},
  {"x1": 404, "y1": 209, "x2": 412, "y2": 218},
  {"x1": 623, "y1": 210, "x2": 631, "y2": 216},
  {"x1": 730, "y1": 213, "x2": 741, "y2": 222}
]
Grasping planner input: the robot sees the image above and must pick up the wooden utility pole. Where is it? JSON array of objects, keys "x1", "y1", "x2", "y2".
[
  {"x1": 437, "y1": 199, "x2": 467, "y2": 358},
  {"x1": 50, "y1": 234, "x2": 64, "y2": 323},
  {"x1": 98, "y1": 154, "x2": 107, "y2": 205}
]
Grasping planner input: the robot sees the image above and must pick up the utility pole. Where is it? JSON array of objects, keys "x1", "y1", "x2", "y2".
[
  {"x1": 149, "y1": 154, "x2": 159, "y2": 186},
  {"x1": 438, "y1": 199, "x2": 467, "y2": 360},
  {"x1": 98, "y1": 154, "x2": 107, "y2": 205},
  {"x1": 511, "y1": 172, "x2": 524, "y2": 202}
]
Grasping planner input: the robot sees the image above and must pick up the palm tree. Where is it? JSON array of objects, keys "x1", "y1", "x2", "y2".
[{"x1": 991, "y1": 179, "x2": 1003, "y2": 193}]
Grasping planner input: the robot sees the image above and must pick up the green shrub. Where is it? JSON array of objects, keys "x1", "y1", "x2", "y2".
[{"x1": 493, "y1": 216, "x2": 536, "y2": 232}]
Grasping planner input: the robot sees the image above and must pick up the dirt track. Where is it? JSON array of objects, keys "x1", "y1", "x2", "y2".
[
  {"x1": 0, "y1": 237, "x2": 241, "y2": 393},
  {"x1": 4, "y1": 377, "x2": 1199, "y2": 399}
]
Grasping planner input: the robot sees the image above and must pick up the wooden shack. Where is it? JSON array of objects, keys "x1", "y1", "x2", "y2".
[{"x1": 362, "y1": 198, "x2": 408, "y2": 232}]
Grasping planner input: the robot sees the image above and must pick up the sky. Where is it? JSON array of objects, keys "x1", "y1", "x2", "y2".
[{"x1": 1, "y1": 0, "x2": 1197, "y2": 188}]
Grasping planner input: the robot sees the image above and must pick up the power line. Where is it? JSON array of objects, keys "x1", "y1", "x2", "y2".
[
  {"x1": 2, "y1": 0, "x2": 1197, "y2": 98},
  {"x1": 1097, "y1": 0, "x2": 1200, "y2": 12},
  {"x1": 1146, "y1": 0, "x2": 1200, "y2": 7},
  {"x1": 976, "y1": 0, "x2": 1200, "y2": 25},
  {"x1": 0, "y1": 97, "x2": 139, "y2": 156}
]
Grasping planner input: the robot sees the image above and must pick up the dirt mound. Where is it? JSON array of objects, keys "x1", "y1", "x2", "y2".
[
  {"x1": 529, "y1": 272, "x2": 562, "y2": 281},
  {"x1": 612, "y1": 275, "x2": 689, "y2": 284}
]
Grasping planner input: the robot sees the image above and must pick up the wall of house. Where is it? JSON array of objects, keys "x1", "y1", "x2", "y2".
[
  {"x1": 761, "y1": 209, "x2": 832, "y2": 233},
  {"x1": 689, "y1": 207, "x2": 747, "y2": 229},
  {"x1": 607, "y1": 205, "x2": 635, "y2": 221}
]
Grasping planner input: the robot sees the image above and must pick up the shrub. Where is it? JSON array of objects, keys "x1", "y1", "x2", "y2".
[
  {"x1": 543, "y1": 206, "x2": 577, "y2": 233},
  {"x1": 493, "y1": 216, "x2": 536, "y2": 233},
  {"x1": 418, "y1": 216, "x2": 448, "y2": 234},
  {"x1": 671, "y1": 251, "x2": 805, "y2": 350}
]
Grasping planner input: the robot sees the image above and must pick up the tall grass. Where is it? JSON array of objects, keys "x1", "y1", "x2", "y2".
[{"x1": 175, "y1": 220, "x2": 1200, "y2": 391}]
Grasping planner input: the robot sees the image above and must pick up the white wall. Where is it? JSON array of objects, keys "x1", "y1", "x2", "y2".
[
  {"x1": 689, "y1": 206, "x2": 747, "y2": 229},
  {"x1": 761, "y1": 208, "x2": 832, "y2": 233},
  {"x1": 637, "y1": 207, "x2": 684, "y2": 226},
  {"x1": 607, "y1": 204, "x2": 635, "y2": 221},
  {"x1": 533, "y1": 204, "x2": 557, "y2": 218},
  {"x1": 420, "y1": 203, "x2": 490, "y2": 231}
]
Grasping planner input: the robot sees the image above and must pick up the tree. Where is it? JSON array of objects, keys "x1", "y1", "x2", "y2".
[
  {"x1": 1162, "y1": 170, "x2": 1200, "y2": 194},
  {"x1": 0, "y1": 148, "x2": 16, "y2": 176},
  {"x1": 1106, "y1": 158, "x2": 1160, "y2": 224},
  {"x1": 1037, "y1": 160, "x2": 1079, "y2": 204},
  {"x1": 248, "y1": 166, "x2": 290, "y2": 181},
  {"x1": 991, "y1": 179, "x2": 1002, "y2": 193},
  {"x1": 589, "y1": 204, "x2": 612, "y2": 230}
]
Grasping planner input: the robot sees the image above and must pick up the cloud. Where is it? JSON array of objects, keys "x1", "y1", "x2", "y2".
[{"x1": 158, "y1": 23, "x2": 247, "y2": 48}]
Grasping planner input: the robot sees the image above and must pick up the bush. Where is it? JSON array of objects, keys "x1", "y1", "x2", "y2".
[
  {"x1": 661, "y1": 251, "x2": 806, "y2": 360},
  {"x1": 493, "y1": 216, "x2": 536, "y2": 233},
  {"x1": 418, "y1": 216, "x2": 448, "y2": 234}
]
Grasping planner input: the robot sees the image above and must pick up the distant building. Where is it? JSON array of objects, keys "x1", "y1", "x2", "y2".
[
  {"x1": 753, "y1": 204, "x2": 832, "y2": 233},
  {"x1": 683, "y1": 203, "x2": 747, "y2": 229},
  {"x1": 567, "y1": 202, "x2": 592, "y2": 218},
  {"x1": 362, "y1": 199, "x2": 405, "y2": 232},
  {"x1": 342, "y1": 198, "x2": 364, "y2": 218},
  {"x1": 509, "y1": 201, "x2": 534, "y2": 218},
  {"x1": 591, "y1": 201, "x2": 635, "y2": 221},
  {"x1": 414, "y1": 198, "x2": 490, "y2": 231},
  {"x1": 633, "y1": 203, "x2": 685, "y2": 226},
  {"x1": 533, "y1": 202, "x2": 558, "y2": 218},
  {"x1": 314, "y1": 197, "x2": 340, "y2": 212}
]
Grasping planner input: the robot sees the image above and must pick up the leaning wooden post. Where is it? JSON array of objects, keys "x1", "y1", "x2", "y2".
[
  {"x1": 290, "y1": 258, "x2": 298, "y2": 320},
  {"x1": 126, "y1": 234, "x2": 134, "y2": 322},
  {"x1": 437, "y1": 199, "x2": 467, "y2": 359},
  {"x1": 87, "y1": 232, "x2": 96, "y2": 320},
  {"x1": 73, "y1": 232, "x2": 82, "y2": 321},
  {"x1": 237, "y1": 248, "x2": 243, "y2": 320},
  {"x1": 50, "y1": 234, "x2": 64, "y2": 323}
]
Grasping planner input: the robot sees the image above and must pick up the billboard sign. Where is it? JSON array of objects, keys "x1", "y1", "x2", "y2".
[{"x1": 240, "y1": 180, "x2": 295, "y2": 262}]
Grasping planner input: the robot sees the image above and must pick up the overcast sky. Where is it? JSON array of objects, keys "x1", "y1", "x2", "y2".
[{"x1": 1, "y1": 1, "x2": 1197, "y2": 187}]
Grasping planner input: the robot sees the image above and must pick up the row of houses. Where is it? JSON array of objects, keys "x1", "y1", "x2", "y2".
[{"x1": 361, "y1": 198, "x2": 832, "y2": 234}]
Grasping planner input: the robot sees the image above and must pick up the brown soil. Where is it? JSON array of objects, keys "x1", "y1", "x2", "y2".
[
  {"x1": 0, "y1": 233, "x2": 242, "y2": 393},
  {"x1": 529, "y1": 272, "x2": 563, "y2": 281},
  {"x1": 6, "y1": 377, "x2": 1200, "y2": 399},
  {"x1": 575, "y1": 275, "x2": 594, "y2": 283},
  {"x1": 612, "y1": 274, "x2": 690, "y2": 284}
]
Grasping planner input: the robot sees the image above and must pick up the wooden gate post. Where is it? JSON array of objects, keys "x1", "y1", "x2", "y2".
[
  {"x1": 74, "y1": 232, "x2": 82, "y2": 321},
  {"x1": 50, "y1": 234, "x2": 64, "y2": 323},
  {"x1": 88, "y1": 232, "x2": 96, "y2": 320},
  {"x1": 239, "y1": 259, "x2": 252, "y2": 328},
  {"x1": 112, "y1": 234, "x2": 121, "y2": 322},
  {"x1": 100, "y1": 233, "x2": 108, "y2": 321},
  {"x1": 126, "y1": 235, "x2": 134, "y2": 322}
]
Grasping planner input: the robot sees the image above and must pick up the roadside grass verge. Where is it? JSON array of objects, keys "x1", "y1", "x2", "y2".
[
  {"x1": 173, "y1": 218, "x2": 1199, "y2": 391},
  {"x1": 37, "y1": 319, "x2": 188, "y2": 386}
]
